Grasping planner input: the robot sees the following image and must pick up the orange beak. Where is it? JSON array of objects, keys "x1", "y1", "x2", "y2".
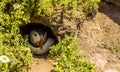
[
  {"x1": 39, "y1": 39, "x2": 44, "y2": 49},
  {"x1": 39, "y1": 32, "x2": 47, "y2": 49}
]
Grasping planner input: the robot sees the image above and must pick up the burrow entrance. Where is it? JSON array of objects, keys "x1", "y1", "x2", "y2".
[{"x1": 19, "y1": 23, "x2": 57, "y2": 55}]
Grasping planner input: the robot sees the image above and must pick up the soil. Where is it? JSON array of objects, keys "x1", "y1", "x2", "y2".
[
  {"x1": 80, "y1": 2, "x2": 120, "y2": 72},
  {"x1": 29, "y1": 2, "x2": 120, "y2": 72},
  {"x1": 29, "y1": 54, "x2": 54, "y2": 72}
]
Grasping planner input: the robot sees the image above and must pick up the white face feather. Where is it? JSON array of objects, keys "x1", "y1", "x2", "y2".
[
  {"x1": 30, "y1": 29, "x2": 47, "y2": 46},
  {"x1": 30, "y1": 30, "x2": 40, "y2": 46}
]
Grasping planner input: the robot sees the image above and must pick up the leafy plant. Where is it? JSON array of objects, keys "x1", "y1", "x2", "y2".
[
  {"x1": 48, "y1": 35, "x2": 95, "y2": 72},
  {"x1": 35, "y1": 0, "x2": 101, "y2": 18},
  {"x1": 0, "y1": 0, "x2": 34, "y2": 72}
]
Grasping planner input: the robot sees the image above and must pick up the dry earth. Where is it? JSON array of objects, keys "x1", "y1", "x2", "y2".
[
  {"x1": 29, "y1": 55, "x2": 54, "y2": 72},
  {"x1": 29, "y1": 2, "x2": 120, "y2": 72},
  {"x1": 80, "y1": 2, "x2": 120, "y2": 72}
]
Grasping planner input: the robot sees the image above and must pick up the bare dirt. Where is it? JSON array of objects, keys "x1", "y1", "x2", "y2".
[
  {"x1": 29, "y1": 55, "x2": 54, "y2": 72},
  {"x1": 80, "y1": 2, "x2": 120, "y2": 72},
  {"x1": 29, "y1": 2, "x2": 120, "y2": 72}
]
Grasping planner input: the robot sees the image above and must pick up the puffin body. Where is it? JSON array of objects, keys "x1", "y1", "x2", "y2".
[{"x1": 30, "y1": 38, "x2": 55, "y2": 54}]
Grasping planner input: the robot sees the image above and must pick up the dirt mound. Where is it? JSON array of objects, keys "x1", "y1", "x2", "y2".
[
  {"x1": 80, "y1": 2, "x2": 120, "y2": 72},
  {"x1": 29, "y1": 55, "x2": 54, "y2": 72}
]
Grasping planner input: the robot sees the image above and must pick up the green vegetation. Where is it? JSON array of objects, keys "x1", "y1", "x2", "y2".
[
  {"x1": 0, "y1": 0, "x2": 33, "y2": 72},
  {"x1": 36, "y1": 0, "x2": 101, "y2": 18},
  {"x1": 103, "y1": 39, "x2": 120, "y2": 53},
  {"x1": 0, "y1": 0, "x2": 100, "y2": 71},
  {"x1": 48, "y1": 35, "x2": 95, "y2": 72},
  {"x1": 115, "y1": 44, "x2": 120, "y2": 53}
]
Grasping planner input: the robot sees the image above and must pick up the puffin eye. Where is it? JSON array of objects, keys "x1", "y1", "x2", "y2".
[{"x1": 34, "y1": 33, "x2": 37, "y2": 36}]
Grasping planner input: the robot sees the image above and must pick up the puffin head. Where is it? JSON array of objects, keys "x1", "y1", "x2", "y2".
[{"x1": 30, "y1": 28, "x2": 47, "y2": 49}]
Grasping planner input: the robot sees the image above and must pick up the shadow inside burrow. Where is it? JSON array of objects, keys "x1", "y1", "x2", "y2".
[{"x1": 19, "y1": 23, "x2": 57, "y2": 39}]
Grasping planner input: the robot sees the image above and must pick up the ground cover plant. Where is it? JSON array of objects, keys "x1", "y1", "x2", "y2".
[
  {"x1": 48, "y1": 35, "x2": 96, "y2": 72},
  {"x1": 0, "y1": 0, "x2": 100, "y2": 71}
]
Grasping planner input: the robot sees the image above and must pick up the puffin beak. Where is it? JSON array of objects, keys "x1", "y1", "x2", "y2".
[
  {"x1": 39, "y1": 32, "x2": 47, "y2": 49},
  {"x1": 39, "y1": 40, "x2": 44, "y2": 49}
]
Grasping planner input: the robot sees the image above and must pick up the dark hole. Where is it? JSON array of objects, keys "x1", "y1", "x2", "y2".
[
  {"x1": 19, "y1": 23, "x2": 57, "y2": 43},
  {"x1": 19, "y1": 23, "x2": 58, "y2": 57}
]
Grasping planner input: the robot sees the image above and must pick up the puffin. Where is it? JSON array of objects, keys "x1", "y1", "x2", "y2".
[{"x1": 28, "y1": 28, "x2": 55, "y2": 55}]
